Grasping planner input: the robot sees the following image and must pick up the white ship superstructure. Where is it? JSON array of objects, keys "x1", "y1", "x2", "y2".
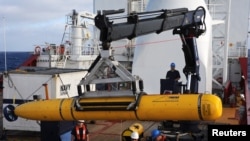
[
  {"x1": 35, "y1": 10, "x2": 99, "y2": 69},
  {"x1": 205, "y1": 0, "x2": 249, "y2": 89}
]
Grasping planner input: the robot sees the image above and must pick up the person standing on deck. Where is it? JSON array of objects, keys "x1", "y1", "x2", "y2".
[
  {"x1": 166, "y1": 62, "x2": 181, "y2": 93},
  {"x1": 151, "y1": 129, "x2": 167, "y2": 141},
  {"x1": 71, "y1": 120, "x2": 89, "y2": 141}
]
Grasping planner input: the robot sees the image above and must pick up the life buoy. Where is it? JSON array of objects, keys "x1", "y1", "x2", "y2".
[{"x1": 34, "y1": 46, "x2": 41, "y2": 54}]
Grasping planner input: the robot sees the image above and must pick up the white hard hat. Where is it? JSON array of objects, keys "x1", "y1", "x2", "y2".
[
  {"x1": 78, "y1": 120, "x2": 85, "y2": 123},
  {"x1": 131, "y1": 131, "x2": 139, "y2": 139}
]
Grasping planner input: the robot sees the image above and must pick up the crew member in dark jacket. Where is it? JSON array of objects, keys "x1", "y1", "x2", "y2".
[{"x1": 166, "y1": 62, "x2": 180, "y2": 93}]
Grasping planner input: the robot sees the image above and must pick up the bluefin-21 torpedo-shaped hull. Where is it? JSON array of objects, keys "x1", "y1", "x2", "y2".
[{"x1": 14, "y1": 94, "x2": 222, "y2": 121}]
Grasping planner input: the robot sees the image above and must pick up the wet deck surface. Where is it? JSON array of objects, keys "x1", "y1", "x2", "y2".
[
  {"x1": 87, "y1": 120, "x2": 159, "y2": 141},
  {"x1": 214, "y1": 106, "x2": 239, "y2": 125},
  {"x1": 1, "y1": 120, "x2": 159, "y2": 141}
]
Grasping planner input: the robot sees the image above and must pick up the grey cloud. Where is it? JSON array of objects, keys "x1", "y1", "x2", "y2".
[{"x1": 0, "y1": 0, "x2": 93, "y2": 51}]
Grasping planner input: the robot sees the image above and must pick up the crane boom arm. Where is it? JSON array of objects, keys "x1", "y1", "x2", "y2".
[
  {"x1": 95, "y1": 7, "x2": 206, "y2": 50},
  {"x1": 94, "y1": 6, "x2": 206, "y2": 93}
]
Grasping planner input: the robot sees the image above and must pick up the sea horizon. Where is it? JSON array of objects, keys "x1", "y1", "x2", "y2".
[{"x1": 0, "y1": 52, "x2": 32, "y2": 72}]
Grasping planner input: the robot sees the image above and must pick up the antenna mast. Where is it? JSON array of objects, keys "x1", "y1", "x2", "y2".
[{"x1": 2, "y1": 17, "x2": 7, "y2": 72}]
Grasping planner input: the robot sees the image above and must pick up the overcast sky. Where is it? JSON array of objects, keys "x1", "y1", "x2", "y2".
[
  {"x1": 0, "y1": 0, "x2": 93, "y2": 52},
  {"x1": 0, "y1": 0, "x2": 250, "y2": 52}
]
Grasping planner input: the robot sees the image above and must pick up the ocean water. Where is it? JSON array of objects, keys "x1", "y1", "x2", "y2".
[{"x1": 0, "y1": 52, "x2": 32, "y2": 72}]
